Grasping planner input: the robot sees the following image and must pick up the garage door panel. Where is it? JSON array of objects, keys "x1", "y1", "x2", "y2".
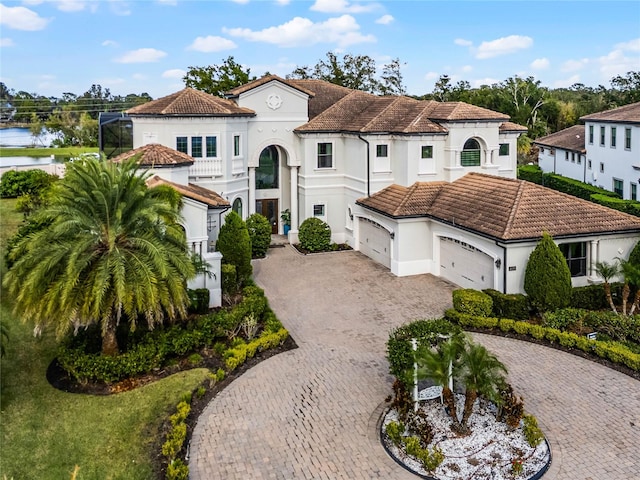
[
  {"x1": 359, "y1": 220, "x2": 391, "y2": 268},
  {"x1": 440, "y1": 237, "x2": 493, "y2": 290}
]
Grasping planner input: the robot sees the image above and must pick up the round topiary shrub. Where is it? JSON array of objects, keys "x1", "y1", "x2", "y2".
[
  {"x1": 298, "y1": 217, "x2": 331, "y2": 252},
  {"x1": 524, "y1": 232, "x2": 572, "y2": 313},
  {"x1": 246, "y1": 213, "x2": 271, "y2": 258}
]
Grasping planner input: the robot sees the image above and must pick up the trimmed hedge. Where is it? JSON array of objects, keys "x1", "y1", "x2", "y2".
[
  {"x1": 386, "y1": 318, "x2": 461, "y2": 385},
  {"x1": 452, "y1": 289, "x2": 492, "y2": 317},
  {"x1": 483, "y1": 289, "x2": 529, "y2": 320},
  {"x1": 590, "y1": 194, "x2": 640, "y2": 217},
  {"x1": 543, "y1": 173, "x2": 620, "y2": 200},
  {"x1": 445, "y1": 309, "x2": 640, "y2": 372},
  {"x1": 517, "y1": 164, "x2": 543, "y2": 184}
]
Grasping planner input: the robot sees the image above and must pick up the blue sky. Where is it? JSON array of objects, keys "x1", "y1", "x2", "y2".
[{"x1": 1, "y1": 0, "x2": 639, "y2": 99}]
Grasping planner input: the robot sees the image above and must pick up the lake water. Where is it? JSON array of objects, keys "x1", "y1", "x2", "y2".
[
  {"x1": 1, "y1": 156, "x2": 60, "y2": 167},
  {"x1": 0, "y1": 126, "x2": 54, "y2": 147}
]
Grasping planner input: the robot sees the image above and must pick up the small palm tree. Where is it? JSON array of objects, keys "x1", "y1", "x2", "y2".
[
  {"x1": 415, "y1": 333, "x2": 466, "y2": 429},
  {"x1": 459, "y1": 342, "x2": 508, "y2": 430},
  {"x1": 618, "y1": 258, "x2": 640, "y2": 315},
  {"x1": 3, "y1": 158, "x2": 196, "y2": 356},
  {"x1": 595, "y1": 260, "x2": 620, "y2": 314}
]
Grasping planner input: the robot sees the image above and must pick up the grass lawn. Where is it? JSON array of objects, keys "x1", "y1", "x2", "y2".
[
  {"x1": 0, "y1": 198, "x2": 211, "y2": 480},
  {"x1": 0, "y1": 147, "x2": 99, "y2": 158}
]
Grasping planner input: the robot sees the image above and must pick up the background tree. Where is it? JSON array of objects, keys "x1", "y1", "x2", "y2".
[
  {"x1": 3, "y1": 158, "x2": 195, "y2": 356},
  {"x1": 246, "y1": 213, "x2": 271, "y2": 259},
  {"x1": 216, "y1": 211, "x2": 253, "y2": 285},
  {"x1": 524, "y1": 232, "x2": 572, "y2": 313},
  {"x1": 183, "y1": 56, "x2": 256, "y2": 97},
  {"x1": 379, "y1": 58, "x2": 406, "y2": 95}
]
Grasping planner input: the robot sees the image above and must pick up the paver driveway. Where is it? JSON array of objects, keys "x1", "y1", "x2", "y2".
[{"x1": 189, "y1": 246, "x2": 640, "y2": 479}]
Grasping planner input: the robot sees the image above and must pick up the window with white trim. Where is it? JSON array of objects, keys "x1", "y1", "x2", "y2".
[
  {"x1": 560, "y1": 242, "x2": 587, "y2": 277},
  {"x1": 600, "y1": 162, "x2": 605, "y2": 173},
  {"x1": 613, "y1": 178, "x2": 623, "y2": 197},
  {"x1": 611, "y1": 127, "x2": 617, "y2": 148},
  {"x1": 588, "y1": 125, "x2": 594, "y2": 144},
  {"x1": 625, "y1": 128, "x2": 632, "y2": 150},
  {"x1": 191, "y1": 136, "x2": 202, "y2": 158},
  {"x1": 233, "y1": 134, "x2": 241, "y2": 157},
  {"x1": 419, "y1": 145, "x2": 435, "y2": 174},
  {"x1": 313, "y1": 204, "x2": 325, "y2": 218},
  {"x1": 176, "y1": 136, "x2": 188, "y2": 154},
  {"x1": 461, "y1": 138, "x2": 481, "y2": 166},
  {"x1": 374, "y1": 143, "x2": 390, "y2": 172},
  {"x1": 600, "y1": 126, "x2": 605, "y2": 146},
  {"x1": 206, "y1": 136, "x2": 217, "y2": 157},
  {"x1": 317, "y1": 142, "x2": 333, "y2": 169},
  {"x1": 499, "y1": 143, "x2": 509, "y2": 156},
  {"x1": 631, "y1": 183, "x2": 637, "y2": 201}
]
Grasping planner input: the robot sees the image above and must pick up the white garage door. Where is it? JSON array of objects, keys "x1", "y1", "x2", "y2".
[
  {"x1": 359, "y1": 219, "x2": 391, "y2": 268},
  {"x1": 439, "y1": 237, "x2": 494, "y2": 290}
]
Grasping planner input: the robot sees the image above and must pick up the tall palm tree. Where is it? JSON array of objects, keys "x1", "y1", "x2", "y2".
[
  {"x1": 459, "y1": 343, "x2": 508, "y2": 430},
  {"x1": 595, "y1": 260, "x2": 620, "y2": 314},
  {"x1": 415, "y1": 333, "x2": 466, "y2": 429},
  {"x1": 3, "y1": 158, "x2": 195, "y2": 356}
]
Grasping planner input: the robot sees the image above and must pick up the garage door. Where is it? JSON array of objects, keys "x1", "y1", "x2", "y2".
[
  {"x1": 359, "y1": 219, "x2": 391, "y2": 268},
  {"x1": 439, "y1": 237, "x2": 494, "y2": 290}
]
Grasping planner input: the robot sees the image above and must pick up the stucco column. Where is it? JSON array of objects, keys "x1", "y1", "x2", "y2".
[
  {"x1": 454, "y1": 150, "x2": 461, "y2": 167},
  {"x1": 589, "y1": 239, "x2": 599, "y2": 277},
  {"x1": 248, "y1": 167, "x2": 256, "y2": 215},
  {"x1": 290, "y1": 166, "x2": 299, "y2": 231}
]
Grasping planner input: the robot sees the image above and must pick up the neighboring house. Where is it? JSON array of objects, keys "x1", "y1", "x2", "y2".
[
  {"x1": 536, "y1": 102, "x2": 640, "y2": 200},
  {"x1": 113, "y1": 75, "x2": 640, "y2": 294},
  {"x1": 112, "y1": 143, "x2": 229, "y2": 307}
]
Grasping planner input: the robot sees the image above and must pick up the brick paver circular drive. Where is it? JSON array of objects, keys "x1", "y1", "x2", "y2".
[{"x1": 189, "y1": 246, "x2": 640, "y2": 479}]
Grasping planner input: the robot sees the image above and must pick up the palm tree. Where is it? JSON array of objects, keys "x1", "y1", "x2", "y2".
[
  {"x1": 459, "y1": 343, "x2": 507, "y2": 430},
  {"x1": 595, "y1": 260, "x2": 620, "y2": 314},
  {"x1": 3, "y1": 158, "x2": 196, "y2": 356},
  {"x1": 415, "y1": 333, "x2": 466, "y2": 429},
  {"x1": 618, "y1": 258, "x2": 640, "y2": 315}
]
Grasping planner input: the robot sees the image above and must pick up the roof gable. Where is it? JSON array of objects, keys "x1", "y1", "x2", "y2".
[
  {"x1": 111, "y1": 143, "x2": 194, "y2": 167},
  {"x1": 358, "y1": 173, "x2": 640, "y2": 241},
  {"x1": 126, "y1": 88, "x2": 254, "y2": 116},
  {"x1": 580, "y1": 101, "x2": 640, "y2": 124},
  {"x1": 533, "y1": 125, "x2": 586, "y2": 153},
  {"x1": 146, "y1": 176, "x2": 229, "y2": 208},
  {"x1": 226, "y1": 74, "x2": 316, "y2": 98}
]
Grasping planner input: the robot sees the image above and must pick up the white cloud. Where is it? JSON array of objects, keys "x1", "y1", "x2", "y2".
[
  {"x1": 375, "y1": 14, "x2": 393, "y2": 25},
  {"x1": 275, "y1": 0, "x2": 291, "y2": 4},
  {"x1": 461, "y1": 65, "x2": 473, "y2": 73},
  {"x1": 223, "y1": 15, "x2": 375, "y2": 48},
  {"x1": 475, "y1": 35, "x2": 533, "y2": 59},
  {"x1": 109, "y1": 1, "x2": 131, "y2": 16},
  {"x1": 530, "y1": 58, "x2": 549, "y2": 70},
  {"x1": 614, "y1": 38, "x2": 640, "y2": 52},
  {"x1": 156, "y1": 0, "x2": 177, "y2": 5},
  {"x1": 597, "y1": 48, "x2": 640, "y2": 81},
  {"x1": 0, "y1": 38, "x2": 15, "y2": 47},
  {"x1": 115, "y1": 48, "x2": 167, "y2": 63},
  {"x1": 310, "y1": 0, "x2": 378, "y2": 13},
  {"x1": 162, "y1": 69, "x2": 186, "y2": 79},
  {"x1": 454, "y1": 38, "x2": 472, "y2": 47},
  {"x1": 102, "y1": 39, "x2": 118, "y2": 47},
  {"x1": 0, "y1": 4, "x2": 50, "y2": 31},
  {"x1": 561, "y1": 58, "x2": 589, "y2": 72},
  {"x1": 553, "y1": 75, "x2": 581, "y2": 88},
  {"x1": 424, "y1": 72, "x2": 439, "y2": 80},
  {"x1": 97, "y1": 77, "x2": 126, "y2": 86},
  {"x1": 187, "y1": 35, "x2": 237, "y2": 52},
  {"x1": 231, "y1": 0, "x2": 250, "y2": 3},
  {"x1": 132, "y1": 73, "x2": 147, "y2": 80},
  {"x1": 56, "y1": 1, "x2": 87, "y2": 12}
]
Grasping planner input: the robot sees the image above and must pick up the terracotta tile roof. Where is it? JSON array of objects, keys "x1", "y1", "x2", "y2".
[
  {"x1": 533, "y1": 125, "x2": 586, "y2": 153},
  {"x1": 580, "y1": 101, "x2": 640, "y2": 124},
  {"x1": 357, "y1": 173, "x2": 640, "y2": 241},
  {"x1": 287, "y1": 79, "x2": 353, "y2": 119},
  {"x1": 226, "y1": 74, "x2": 316, "y2": 98},
  {"x1": 111, "y1": 143, "x2": 194, "y2": 167},
  {"x1": 146, "y1": 175, "x2": 230, "y2": 208},
  {"x1": 126, "y1": 88, "x2": 254, "y2": 116},
  {"x1": 426, "y1": 102, "x2": 510, "y2": 122},
  {"x1": 500, "y1": 121, "x2": 529, "y2": 132}
]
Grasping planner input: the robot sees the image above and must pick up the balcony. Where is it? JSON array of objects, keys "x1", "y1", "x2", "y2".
[{"x1": 189, "y1": 158, "x2": 222, "y2": 177}]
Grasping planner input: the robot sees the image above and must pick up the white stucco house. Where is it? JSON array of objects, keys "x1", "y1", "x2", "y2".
[
  {"x1": 114, "y1": 76, "x2": 640, "y2": 295},
  {"x1": 536, "y1": 102, "x2": 640, "y2": 200}
]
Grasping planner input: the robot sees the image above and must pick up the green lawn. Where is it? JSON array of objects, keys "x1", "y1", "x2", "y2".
[
  {"x1": 0, "y1": 199, "x2": 210, "y2": 480},
  {"x1": 0, "y1": 147, "x2": 99, "y2": 158}
]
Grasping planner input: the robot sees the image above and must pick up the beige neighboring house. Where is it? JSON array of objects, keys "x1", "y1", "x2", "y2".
[
  {"x1": 110, "y1": 75, "x2": 640, "y2": 294},
  {"x1": 112, "y1": 143, "x2": 229, "y2": 307},
  {"x1": 536, "y1": 102, "x2": 640, "y2": 200}
]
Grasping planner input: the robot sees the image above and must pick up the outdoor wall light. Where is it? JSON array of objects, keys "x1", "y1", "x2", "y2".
[{"x1": 495, "y1": 258, "x2": 502, "y2": 269}]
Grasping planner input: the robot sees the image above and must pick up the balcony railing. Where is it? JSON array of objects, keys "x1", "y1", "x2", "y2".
[{"x1": 189, "y1": 158, "x2": 223, "y2": 177}]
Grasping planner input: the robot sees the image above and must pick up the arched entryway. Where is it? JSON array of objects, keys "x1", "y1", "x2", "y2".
[{"x1": 255, "y1": 146, "x2": 280, "y2": 234}]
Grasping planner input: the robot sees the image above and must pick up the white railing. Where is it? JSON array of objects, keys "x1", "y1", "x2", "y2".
[{"x1": 189, "y1": 158, "x2": 222, "y2": 177}]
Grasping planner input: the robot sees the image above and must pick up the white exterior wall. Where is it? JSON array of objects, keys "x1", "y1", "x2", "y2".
[
  {"x1": 538, "y1": 146, "x2": 587, "y2": 182},
  {"x1": 585, "y1": 121, "x2": 640, "y2": 199}
]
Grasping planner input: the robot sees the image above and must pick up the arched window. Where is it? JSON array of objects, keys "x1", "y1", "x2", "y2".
[
  {"x1": 461, "y1": 138, "x2": 481, "y2": 167},
  {"x1": 232, "y1": 198, "x2": 243, "y2": 218},
  {"x1": 256, "y1": 146, "x2": 279, "y2": 189}
]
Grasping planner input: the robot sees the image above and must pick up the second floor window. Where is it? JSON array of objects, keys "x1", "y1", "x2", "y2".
[
  {"x1": 499, "y1": 143, "x2": 509, "y2": 156},
  {"x1": 206, "y1": 136, "x2": 217, "y2": 157},
  {"x1": 461, "y1": 138, "x2": 481, "y2": 167},
  {"x1": 589, "y1": 125, "x2": 594, "y2": 144},
  {"x1": 176, "y1": 136, "x2": 188, "y2": 154},
  {"x1": 600, "y1": 126, "x2": 605, "y2": 146},
  {"x1": 191, "y1": 137, "x2": 202, "y2": 158},
  {"x1": 317, "y1": 143, "x2": 333, "y2": 168},
  {"x1": 611, "y1": 127, "x2": 617, "y2": 148},
  {"x1": 233, "y1": 135, "x2": 241, "y2": 156},
  {"x1": 421, "y1": 145, "x2": 433, "y2": 158},
  {"x1": 376, "y1": 144, "x2": 388, "y2": 157},
  {"x1": 625, "y1": 128, "x2": 632, "y2": 150}
]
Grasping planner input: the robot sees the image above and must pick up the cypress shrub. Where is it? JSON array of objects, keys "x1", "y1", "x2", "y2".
[
  {"x1": 298, "y1": 217, "x2": 331, "y2": 252},
  {"x1": 221, "y1": 264, "x2": 238, "y2": 297},
  {"x1": 246, "y1": 213, "x2": 272, "y2": 258},
  {"x1": 452, "y1": 289, "x2": 492, "y2": 317},
  {"x1": 524, "y1": 232, "x2": 572, "y2": 313},
  {"x1": 216, "y1": 211, "x2": 253, "y2": 285}
]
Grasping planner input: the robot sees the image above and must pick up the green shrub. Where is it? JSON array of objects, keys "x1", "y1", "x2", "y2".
[
  {"x1": 513, "y1": 321, "x2": 531, "y2": 335},
  {"x1": 452, "y1": 289, "x2": 493, "y2": 317},
  {"x1": 483, "y1": 289, "x2": 530, "y2": 320},
  {"x1": 246, "y1": 213, "x2": 272, "y2": 258},
  {"x1": 221, "y1": 264, "x2": 238, "y2": 297},
  {"x1": 162, "y1": 423, "x2": 187, "y2": 459},
  {"x1": 522, "y1": 414, "x2": 544, "y2": 447},
  {"x1": 544, "y1": 328, "x2": 562, "y2": 343},
  {"x1": 215, "y1": 368, "x2": 226, "y2": 382},
  {"x1": 544, "y1": 173, "x2": 620, "y2": 200},
  {"x1": 570, "y1": 284, "x2": 608, "y2": 310},
  {"x1": 524, "y1": 233, "x2": 572, "y2": 313},
  {"x1": 385, "y1": 421, "x2": 405, "y2": 447},
  {"x1": 590, "y1": 194, "x2": 640, "y2": 217},
  {"x1": 188, "y1": 288, "x2": 210, "y2": 314},
  {"x1": 298, "y1": 217, "x2": 331, "y2": 252},
  {"x1": 542, "y1": 308, "x2": 587, "y2": 330},
  {"x1": 529, "y1": 325, "x2": 545, "y2": 339},
  {"x1": 499, "y1": 319, "x2": 515, "y2": 333},
  {"x1": 169, "y1": 401, "x2": 191, "y2": 426},
  {"x1": 166, "y1": 459, "x2": 189, "y2": 480},
  {"x1": 629, "y1": 241, "x2": 640, "y2": 267},
  {"x1": 216, "y1": 211, "x2": 253, "y2": 285},
  {"x1": 517, "y1": 164, "x2": 543, "y2": 184},
  {"x1": 0, "y1": 169, "x2": 58, "y2": 198}
]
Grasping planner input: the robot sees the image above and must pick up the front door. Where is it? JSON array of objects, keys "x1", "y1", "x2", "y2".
[{"x1": 256, "y1": 199, "x2": 278, "y2": 234}]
